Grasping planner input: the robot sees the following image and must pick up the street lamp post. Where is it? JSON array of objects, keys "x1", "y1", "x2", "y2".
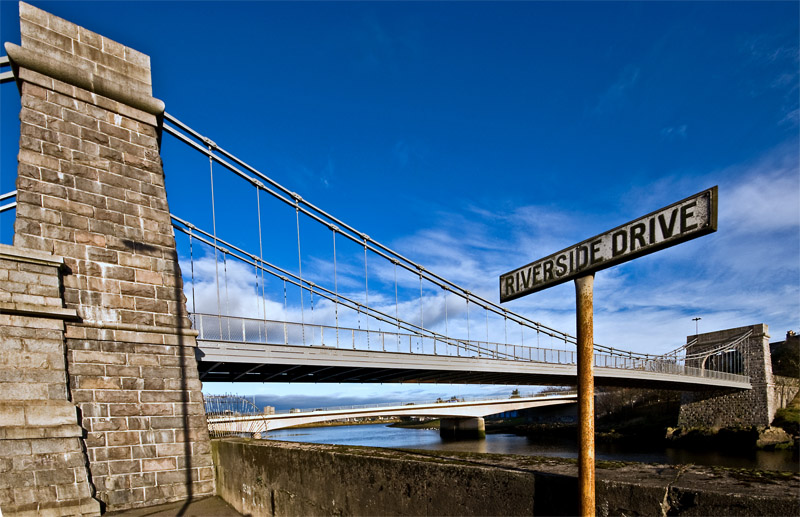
[{"x1": 693, "y1": 317, "x2": 702, "y2": 336}]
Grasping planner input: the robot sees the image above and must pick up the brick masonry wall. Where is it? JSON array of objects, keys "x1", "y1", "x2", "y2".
[
  {"x1": 678, "y1": 324, "x2": 776, "y2": 427},
  {"x1": 65, "y1": 325, "x2": 213, "y2": 509},
  {"x1": 0, "y1": 245, "x2": 100, "y2": 516},
  {"x1": 5, "y1": 2, "x2": 214, "y2": 512}
]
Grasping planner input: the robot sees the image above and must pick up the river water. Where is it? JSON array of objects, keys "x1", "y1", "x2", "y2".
[{"x1": 267, "y1": 423, "x2": 799, "y2": 472}]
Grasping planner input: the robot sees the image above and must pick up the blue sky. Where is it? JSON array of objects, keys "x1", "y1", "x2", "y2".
[{"x1": 1, "y1": 1, "x2": 798, "y2": 409}]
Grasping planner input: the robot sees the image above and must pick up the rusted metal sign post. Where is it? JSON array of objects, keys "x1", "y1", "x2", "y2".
[{"x1": 500, "y1": 187, "x2": 717, "y2": 516}]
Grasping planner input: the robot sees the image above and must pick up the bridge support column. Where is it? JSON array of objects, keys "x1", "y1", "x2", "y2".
[
  {"x1": 3, "y1": 3, "x2": 214, "y2": 512},
  {"x1": 439, "y1": 417, "x2": 486, "y2": 440},
  {"x1": 678, "y1": 324, "x2": 775, "y2": 428}
]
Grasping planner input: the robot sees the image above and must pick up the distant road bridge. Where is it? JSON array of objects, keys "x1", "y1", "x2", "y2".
[{"x1": 207, "y1": 392, "x2": 578, "y2": 438}]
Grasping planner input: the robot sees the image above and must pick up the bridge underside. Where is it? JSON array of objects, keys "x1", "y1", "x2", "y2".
[{"x1": 196, "y1": 341, "x2": 751, "y2": 391}]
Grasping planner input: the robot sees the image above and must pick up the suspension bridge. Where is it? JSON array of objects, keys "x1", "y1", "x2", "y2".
[
  {"x1": 155, "y1": 113, "x2": 750, "y2": 391},
  {"x1": 0, "y1": 4, "x2": 780, "y2": 514}
]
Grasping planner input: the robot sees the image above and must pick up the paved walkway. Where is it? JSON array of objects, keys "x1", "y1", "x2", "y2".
[{"x1": 106, "y1": 496, "x2": 241, "y2": 516}]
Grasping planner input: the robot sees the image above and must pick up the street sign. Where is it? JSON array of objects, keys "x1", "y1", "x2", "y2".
[
  {"x1": 499, "y1": 186, "x2": 718, "y2": 517},
  {"x1": 500, "y1": 186, "x2": 717, "y2": 302}
]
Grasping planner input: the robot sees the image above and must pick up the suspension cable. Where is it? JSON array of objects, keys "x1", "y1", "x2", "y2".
[
  {"x1": 171, "y1": 119, "x2": 658, "y2": 357},
  {"x1": 295, "y1": 200, "x2": 305, "y2": 344},
  {"x1": 254, "y1": 261, "x2": 262, "y2": 342},
  {"x1": 485, "y1": 307, "x2": 489, "y2": 346},
  {"x1": 256, "y1": 187, "x2": 267, "y2": 324},
  {"x1": 444, "y1": 287, "x2": 449, "y2": 337},
  {"x1": 282, "y1": 277, "x2": 288, "y2": 344},
  {"x1": 222, "y1": 251, "x2": 231, "y2": 343},
  {"x1": 172, "y1": 218, "x2": 509, "y2": 357},
  {"x1": 363, "y1": 238, "x2": 370, "y2": 341},
  {"x1": 503, "y1": 309, "x2": 507, "y2": 345},
  {"x1": 163, "y1": 113, "x2": 590, "y2": 349},
  {"x1": 332, "y1": 228, "x2": 340, "y2": 346},
  {"x1": 394, "y1": 260, "x2": 400, "y2": 347},
  {"x1": 188, "y1": 227, "x2": 196, "y2": 313},
  {"x1": 207, "y1": 140, "x2": 223, "y2": 337},
  {"x1": 466, "y1": 295, "x2": 470, "y2": 343},
  {"x1": 418, "y1": 269, "x2": 424, "y2": 330}
]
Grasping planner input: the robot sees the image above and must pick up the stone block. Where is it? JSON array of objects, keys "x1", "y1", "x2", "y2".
[
  {"x1": 106, "y1": 431, "x2": 140, "y2": 447},
  {"x1": 92, "y1": 445, "x2": 131, "y2": 462},
  {"x1": 141, "y1": 457, "x2": 176, "y2": 472},
  {"x1": 0, "y1": 440, "x2": 32, "y2": 457},
  {"x1": 72, "y1": 350, "x2": 126, "y2": 365},
  {"x1": 77, "y1": 376, "x2": 121, "y2": 390},
  {"x1": 120, "y1": 378, "x2": 144, "y2": 391},
  {"x1": 127, "y1": 417, "x2": 151, "y2": 431},
  {"x1": 55, "y1": 479, "x2": 93, "y2": 502},
  {"x1": 140, "y1": 366, "x2": 181, "y2": 379},
  {"x1": 24, "y1": 402, "x2": 77, "y2": 427},
  {"x1": 108, "y1": 459, "x2": 141, "y2": 476},
  {"x1": 126, "y1": 354, "x2": 159, "y2": 367},
  {"x1": 154, "y1": 442, "x2": 185, "y2": 458},
  {"x1": 94, "y1": 391, "x2": 139, "y2": 404},
  {"x1": 104, "y1": 365, "x2": 141, "y2": 378},
  {"x1": 0, "y1": 383, "x2": 48, "y2": 401},
  {"x1": 84, "y1": 432, "x2": 106, "y2": 448},
  {"x1": 34, "y1": 468, "x2": 76, "y2": 486},
  {"x1": 140, "y1": 391, "x2": 183, "y2": 404},
  {"x1": 155, "y1": 469, "x2": 190, "y2": 486},
  {"x1": 106, "y1": 487, "x2": 144, "y2": 507},
  {"x1": 139, "y1": 403, "x2": 174, "y2": 417},
  {"x1": 88, "y1": 417, "x2": 128, "y2": 433},
  {"x1": 0, "y1": 406, "x2": 26, "y2": 427},
  {"x1": 0, "y1": 470, "x2": 36, "y2": 491}
]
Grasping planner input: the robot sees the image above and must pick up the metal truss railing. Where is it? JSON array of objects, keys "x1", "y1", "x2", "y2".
[{"x1": 192, "y1": 313, "x2": 750, "y2": 384}]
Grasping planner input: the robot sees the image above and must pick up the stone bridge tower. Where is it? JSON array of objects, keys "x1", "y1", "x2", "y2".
[
  {"x1": 1, "y1": 3, "x2": 213, "y2": 514},
  {"x1": 678, "y1": 323, "x2": 776, "y2": 427}
]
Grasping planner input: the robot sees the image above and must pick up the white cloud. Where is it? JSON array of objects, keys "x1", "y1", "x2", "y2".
[{"x1": 660, "y1": 125, "x2": 687, "y2": 140}]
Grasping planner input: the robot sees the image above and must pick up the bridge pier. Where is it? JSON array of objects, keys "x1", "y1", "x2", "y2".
[
  {"x1": 1, "y1": 3, "x2": 213, "y2": 513},
  {"x1": 440, "y1": 417, "x2": 486, "y2": 440}
]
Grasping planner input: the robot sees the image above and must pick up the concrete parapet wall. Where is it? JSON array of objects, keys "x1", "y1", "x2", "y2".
[{"x1": 212, "y1": 439, "x2": 799, "y2": 517}]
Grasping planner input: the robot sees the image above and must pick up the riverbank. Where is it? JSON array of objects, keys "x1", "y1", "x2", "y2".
[
  {"x1": 385, "y1": 415, "x2": 799, "y2": 456},
  {"x1": 290, "y1": 417, "x2": 400, "y2": 429},
  {"x1": 513, "y1": 390, "x2": 800, "y2": 453}
]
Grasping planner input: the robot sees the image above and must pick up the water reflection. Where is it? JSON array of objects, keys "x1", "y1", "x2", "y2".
[{"x1": 267, "y1": 423, "x2": 798, "y2": 472}]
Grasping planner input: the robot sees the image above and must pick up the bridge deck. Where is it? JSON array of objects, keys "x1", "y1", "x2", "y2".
[
  {"x1": 208, "y1": 393, "x2": 579, "y2": 432},
  {"x1": 197, "y1": 339, "x2": 752, "y2": 390}
]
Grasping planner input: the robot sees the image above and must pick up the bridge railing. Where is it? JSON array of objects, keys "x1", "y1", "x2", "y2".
[
  {"x1": 192, "y1": 312, "x2": 576, "y2": 362},
  {"x1": 210, "y1": 390, "x2": 580, "y2": 420},
  {"x1": 191, "y1": 313, "x2": 750, "y2": 384}
]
